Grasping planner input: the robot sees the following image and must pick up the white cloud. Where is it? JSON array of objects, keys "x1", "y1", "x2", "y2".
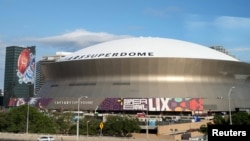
[
  {"x1": 24, "y1": 29, "x2": 132, "y2": 51},
  {"x1": 214, "y1": 16, "x2": 250, "y2": 29},
  {"x1": 185, "y1": 15, "x2": 250, "y2": 30}
]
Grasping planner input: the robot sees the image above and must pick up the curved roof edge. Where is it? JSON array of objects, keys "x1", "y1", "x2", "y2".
[{"x1": 57, "y1": 37, "x2": 240, "y2": 62}]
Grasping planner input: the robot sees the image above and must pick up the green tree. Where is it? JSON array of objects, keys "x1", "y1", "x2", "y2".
[
  {"x1": 232, "y1": 111, "x2": 250, "y2": 125},
  {"x1": 103, "y1": 115, "x2": 140, "y2": 137},
  {"x1": 68, "y1": 115, "x2": 101, "y2": 136},
  {"x1": 213, "y1": 114, "x2": 226, "y2": 125},
  {"x1": 0, "y1": 112, "x2": 9, "y2": 132},
  {"x1": 4, "y1": 105, "x2": 57, "y2": 134},
  {"x1": 53, "y1": 112, "x2": 74, "y2": 134},
  {"x1": 122, "y1": 116, "x2": 141, "y2": 136},
  {"x1": 199, "y1": 122, "x2": 212, "y2": 135}
]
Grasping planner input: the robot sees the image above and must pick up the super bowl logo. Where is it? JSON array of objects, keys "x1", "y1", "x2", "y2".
[{"x1": 17, "y1": 48, "x2": 35, "y2": 84}]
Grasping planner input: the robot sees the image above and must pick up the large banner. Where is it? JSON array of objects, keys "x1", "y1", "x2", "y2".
[
  {"x1": 8, "y1": 97, "x2": 203, "y2": 112},
  {"x1": 16, "y1": 47, "x2": 36, "y2": 84},
  {"x1": 8, "y1": 97, "x2": 52, "y2": 109},
  {"x1": 99, "y1": 97, "x2": 203, "y2": 112}
]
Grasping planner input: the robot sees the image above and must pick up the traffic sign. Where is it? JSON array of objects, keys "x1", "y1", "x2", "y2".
[{"x1": 99, "y1": 122, "x2": 104, "y2": 129}]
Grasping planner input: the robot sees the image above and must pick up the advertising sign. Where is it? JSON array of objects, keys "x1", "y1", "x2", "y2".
[{"x1": 16, "y1": 47, "x2": 36, "y2": 84}]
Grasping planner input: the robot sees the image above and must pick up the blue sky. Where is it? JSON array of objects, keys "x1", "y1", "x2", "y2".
[{"x1": 0, "y1": 0, "x2": 250, "y2": 89}]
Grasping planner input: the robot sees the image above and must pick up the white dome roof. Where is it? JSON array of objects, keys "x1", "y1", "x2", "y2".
[{"x1": 58, "y1": 37, "x2": 239, "y2": 62}]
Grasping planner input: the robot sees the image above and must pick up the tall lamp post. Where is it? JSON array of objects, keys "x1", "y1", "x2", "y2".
[
  {"x1": 26, "y1": 101, "x2": 29, "y2": 134},
  {"x1": 76, "y1": 96, "x2": 88, "y2": 141},
  {"x1": 87, "y1": 121, "x2": 89, "y2": 138},
  {"x1": 228, "y1": 86, "x2": 235, "y2": 125},
  {"x1": 146, "y1": 105, "x2": 149, "y2": 141},
  {"x1": 26, "y1": 82, "x2": 33, "y2": 134}
]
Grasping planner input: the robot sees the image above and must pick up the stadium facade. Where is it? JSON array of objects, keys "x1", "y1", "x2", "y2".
[{"x1": 9, "y1": 37, "x2": 250, "y2": 114}]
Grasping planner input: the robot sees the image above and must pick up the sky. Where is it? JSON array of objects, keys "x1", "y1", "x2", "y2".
[{"x1": 0, "y1": 0, "x2": 250, "y2": 90}]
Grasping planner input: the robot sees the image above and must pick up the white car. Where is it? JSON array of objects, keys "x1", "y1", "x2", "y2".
[{"x1": 37, "y1": 136, "x2": 55, "y2": 141}]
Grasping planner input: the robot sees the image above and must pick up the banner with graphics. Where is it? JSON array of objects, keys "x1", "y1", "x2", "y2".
[
  {"x1": 8, "y1": 97, "x2": 203, "y2": 112},
  {"x1": 16, "y1": 47, "x2": 36, "y2": 84},
  {"x1": 99, "y1": 97, "x2": 203, "y2": 111},
  {"x1": 8, "y1": 97, "x2": 52, "y2": 109}
]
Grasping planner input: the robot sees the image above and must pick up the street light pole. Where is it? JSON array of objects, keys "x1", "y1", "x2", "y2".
[
  {"x1": 76, "y1": 96, "x2": 88, "y2": 141},
  {"x1": 146, "y1": 106, "x2": 149, "y2": 141},
  {"x1": 228, "y1": 86, "x2": 235, "y2": 125},
  {"x1": 26, "y1": 101, "x2": 29, "y2": 134},
  {"x1": 26, "y1": 82, "x2": 33, "y2": 134},
  {"x1": 87, "y1": 121, "x2": 89, "y2": 138}
]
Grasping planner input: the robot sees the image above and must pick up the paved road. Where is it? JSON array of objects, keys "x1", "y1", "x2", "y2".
[{"x1": 0, "y1": 133, "x2": 177, "y2": 141}]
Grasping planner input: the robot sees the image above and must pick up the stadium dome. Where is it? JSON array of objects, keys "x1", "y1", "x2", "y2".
[
  {"x1": 57, "y1": 37, "x2": 239, "y2": 62},
  {"x1": 35, "y1": 37, "x2": 250, "y2": 114}
]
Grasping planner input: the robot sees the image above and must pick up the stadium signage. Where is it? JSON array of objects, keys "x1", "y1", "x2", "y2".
[
  {"x1": 122, "y1": 98, "x2": 203, "y2": 111},
  {"x1": 54, "y1": 100, "x2": 93, "y2": 105},
  {"x1": 123, "y1": 98, "x2": 172, "y2": 111},
  {"x1": 64, "y1": 52, "x2": 154, "y2": 61}
]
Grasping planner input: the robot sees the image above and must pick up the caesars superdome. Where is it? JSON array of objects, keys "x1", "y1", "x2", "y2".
[{"x1": 36, "y1": 37, "x2": 250, "y2": 113}]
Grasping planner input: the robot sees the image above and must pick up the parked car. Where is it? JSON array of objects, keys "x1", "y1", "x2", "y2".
[{"x1": 37, "y1": 136, "x2": 55, "y2": 141}]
